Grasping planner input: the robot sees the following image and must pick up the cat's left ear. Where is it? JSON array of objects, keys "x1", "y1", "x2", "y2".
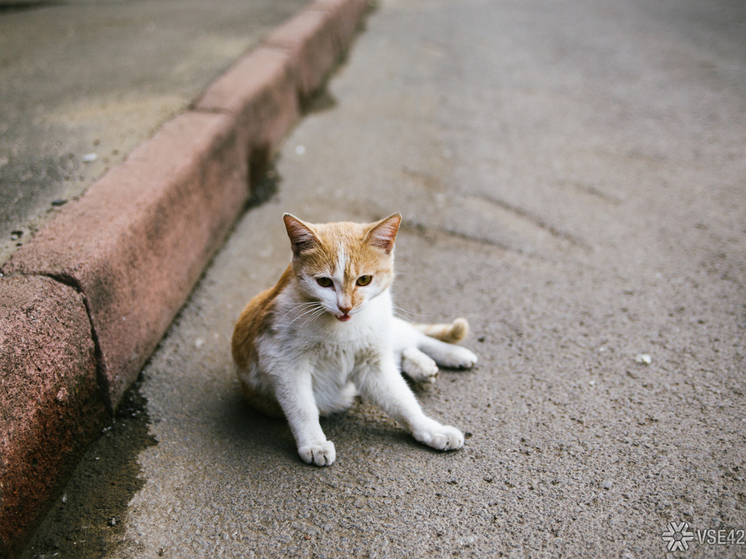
[{"x1": 365, "y1": 213, "x2": 402, "y2": 255}]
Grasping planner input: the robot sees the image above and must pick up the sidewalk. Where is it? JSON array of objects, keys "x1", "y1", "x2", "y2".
[
  {"x1": 17, "y1": 0, "x2": 746, "y2": 556},
  {"x1": 0, "y1": 0, "x2": 371, "y2": 555},
  {"x1": 0, "y1": 0, "x2": 310, "y2": 266}
]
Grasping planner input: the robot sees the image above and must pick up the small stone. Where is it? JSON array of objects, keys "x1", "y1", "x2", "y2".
[
  {"x1": 602, "y1": 480, "x2": 613, "y2": 490},
  {"x1": 55, "y1": 386, "x2": 69, "y2": 404},
  {"x1": 108, "y1": 516, "x2": 117, "y2": 526},
  {"x1": 635, "y1": 353, "x2": 652, "y2": 365},
  {"x1": 81, "y1": 153, "x2": 98, "y2": 163}
]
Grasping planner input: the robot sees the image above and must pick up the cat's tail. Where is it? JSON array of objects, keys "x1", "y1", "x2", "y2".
[{"x1": 413, "y1": 318, "x2": 469, "y2": 343}]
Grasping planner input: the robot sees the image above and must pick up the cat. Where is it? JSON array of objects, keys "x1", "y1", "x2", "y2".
[{"x1": 231, "y1": 213, "x2": 477, "y2": 466}]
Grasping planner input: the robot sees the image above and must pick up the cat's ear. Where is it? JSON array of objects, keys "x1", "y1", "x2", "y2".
[
  {"x1": 365, "y1": 213, "x2": 402, "y2": 254},
  {"x1": 284, "y1": 214, "x2": 321, "y2": 257}
]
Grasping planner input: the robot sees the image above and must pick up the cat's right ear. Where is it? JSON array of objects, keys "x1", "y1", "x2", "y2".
[{"x1": 283, "y1": 214, "x2": 321, "y2": 257}]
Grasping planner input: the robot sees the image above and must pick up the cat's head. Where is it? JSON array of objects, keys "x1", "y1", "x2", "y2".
[{"x1": 283, "y1": 213, "x2": 402, "y2": 322}]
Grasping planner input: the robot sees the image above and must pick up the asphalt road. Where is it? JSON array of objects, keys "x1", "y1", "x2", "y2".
[{"x1": 23, "y1": 0, "x2": 746, "y2": 557}]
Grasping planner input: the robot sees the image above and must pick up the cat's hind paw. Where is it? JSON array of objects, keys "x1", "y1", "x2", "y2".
[
  {"x1": 413, "y1": 422, "x2": 464, "y2": 451},
  {"x1": 439, "y1": 346, "x2": 478, "y2": 370},
  {"x1": 299, "y1": 441, "x2": 336, "y2": 466},
  {"x1": 401, "y1": 347, "x2": 439, "y2": 384}
]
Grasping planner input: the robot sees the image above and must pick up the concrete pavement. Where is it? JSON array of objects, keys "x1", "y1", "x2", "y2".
[{"x1": 20, "y1": 0, "x2": 746, "y2": 557}]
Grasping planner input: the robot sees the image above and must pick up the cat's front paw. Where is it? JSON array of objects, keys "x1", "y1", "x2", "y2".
[
  {"x1": 298, "y1": 441, "x2": 336, "y2": 466},
  {"x1": 413, "y1": 422, "x2": 464, "y2": 451}
]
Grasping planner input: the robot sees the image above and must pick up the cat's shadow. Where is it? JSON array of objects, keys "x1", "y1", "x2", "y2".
[
  {"x1": 217, "y1": 389, "x2": 421, "y2": 470},
  {"x1": 218, "y1": 390, "x2": 297, "y2": 463}
]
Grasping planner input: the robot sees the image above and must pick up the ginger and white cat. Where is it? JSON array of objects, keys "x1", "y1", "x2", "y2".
[{"x1": 231, "y1": 213, "x2": 477, "y2": 466}]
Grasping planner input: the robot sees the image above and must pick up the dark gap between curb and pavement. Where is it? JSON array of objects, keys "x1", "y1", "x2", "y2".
[{"x1": 0, "y1": 0, "x2": 372, "y2": 555}]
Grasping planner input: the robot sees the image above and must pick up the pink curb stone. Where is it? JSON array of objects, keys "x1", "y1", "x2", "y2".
[
  {"x1": 311, "y1": 0, "x2": 371, "y2": 57},
  {"x1": 2, "y1": 111, "x2": 248, "y2": 410},
  {"x1": 194, "y1": 46, "x2": 300, "y2": 173},
  {"x1": 0, "y1": 276, "x2": 106, "y2": 555},
  {"x1": 264, "y1": 8, "x2": 342, "y2": 100}
]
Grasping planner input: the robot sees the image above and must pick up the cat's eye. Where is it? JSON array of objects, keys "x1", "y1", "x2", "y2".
[
  {"x1": 356, "y1": 275, "x2": 373, "y2": 286},
  {"x1": 316, "y1": 277, "x2": 333, "y2": 288}
]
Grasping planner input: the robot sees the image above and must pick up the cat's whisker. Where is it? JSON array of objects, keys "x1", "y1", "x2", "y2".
[
  {"x1": 279, "y1": 300, "x2": 321, "y2": 316},
  {"x1": 286, "y1": 303, "x2": 326, "y2": 327},
  {"x1": 278, "y1": 301, "x2": 321, "y2": 323},
  {"x1": 393, "y1": 305, "x2": 424, "y2": 315},
  {"x1": 393, "y1": 305, "x2": 432, "y2": 322},
  {"x1": 290, "y1": 304, "x2": 327, "y2": 329},
  {"x1": 394, "y1": 310, "x2": 417, "y2": 322},
  {"x1": 287, "y1": 307, "x2": 321, "y2": 325},
  {"x1": 299, "y1": 307, "x2": 327, "y2": 328}
]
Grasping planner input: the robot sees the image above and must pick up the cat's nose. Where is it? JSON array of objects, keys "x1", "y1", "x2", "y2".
[{"x1": 338, "y1": 305, "x2": 352, "y2": 315}]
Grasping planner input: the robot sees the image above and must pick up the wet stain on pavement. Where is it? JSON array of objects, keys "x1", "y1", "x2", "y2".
[{"x1": 19, "y1": 378, "x2": 156, "y2": 559}]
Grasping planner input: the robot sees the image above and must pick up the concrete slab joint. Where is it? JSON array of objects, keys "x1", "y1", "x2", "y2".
[{"x1": 0, "y1": 0, "x2": 370, "y2": 555}]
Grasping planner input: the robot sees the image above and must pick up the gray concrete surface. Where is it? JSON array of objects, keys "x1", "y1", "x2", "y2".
[
  {"x1": 0, "y1": 0, "x2": 310, "y2": 265},
  {"x1": 23, "y1": 0, "x2": 746, "y2": 556}
]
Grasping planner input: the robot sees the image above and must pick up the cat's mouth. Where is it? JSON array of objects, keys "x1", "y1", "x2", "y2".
[{"x1": 336, "y1": 313, "x2": 352, "y2": 322}]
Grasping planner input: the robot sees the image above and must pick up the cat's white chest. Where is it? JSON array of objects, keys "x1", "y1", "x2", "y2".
[
  {"x1": 309, "y1": 341, "x2": 357, "y2": 381},
  {"x1": 303, "y1": 337, "x2": 371, "y2": 415},
  {"x1": 304, "y1": 295, "x2": 392, "y2": 413},
  {"x1": 307, "y1": 309, "x2": 389, "y2": 378}
]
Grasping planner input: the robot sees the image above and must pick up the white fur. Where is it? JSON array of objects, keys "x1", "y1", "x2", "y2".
[
  {"x1": 393, "y1": 317, "x2": 478, "y2": 373},
  {"x1": 243, "y1": 278, "x2": 470, "y2": 466}
]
